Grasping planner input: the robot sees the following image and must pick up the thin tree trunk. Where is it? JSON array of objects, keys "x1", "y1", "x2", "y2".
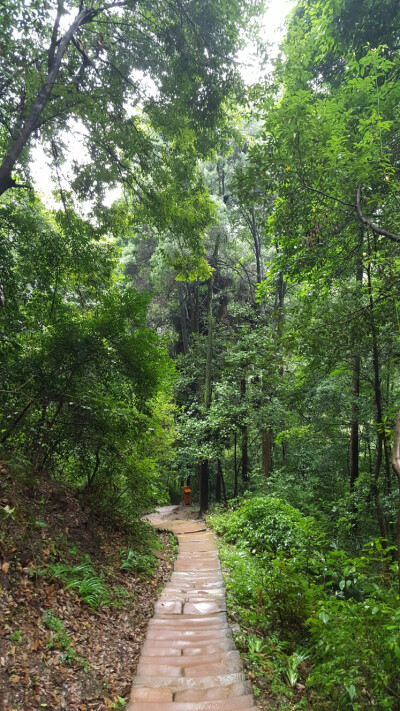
[
  {"x1": 178, "y1": 283, "x2": 189, "y2": 354},
  {"x1": 216, "y1": 460, "x2": 221, "y2": 503},
  {"x1": 88, "y1": 449, "x2": 101, "y2": 488},
  {"x1": 372, "y1": 435, "x2": 387, "y2": 541},
  {"x1": 234, "y1": 431, "x2": 238, "y2": 497},
  {"x1": 262, "y1": 428, "x2": 272, "y2": 478},
  {"x1": 240, "y1": 377, "x2": 248, "y2": 483},
  {"x1": 349, "y1": 353, "x2": 361, "y2": 491},
  {"x1": 391, "y1": 410, "x2": 400, "y2": 593},
  {"x1": 199, "y1": 235, "x2": 220, "y2": 513},
  {"x1": 200, "y1": 460, "x2": 209, "y2": 513},
  {"x1": 367, "y1": 258, "x2": 388, "y2": 545},
  {"x1": 1, "y1": 400, "x2": 33, "y2": 444},
  {"x1": 199, "y1": 276, "x2": 213, "y2": 513},
  {"x1": 204, "y1": 276, "x2": 213, "y2": 412},
  {"x1": 349, "y1": 242, "x2": 363, "y2": 490},
  {"x1": 217, "y1": 458, "x2": 227, "y2": 505}
]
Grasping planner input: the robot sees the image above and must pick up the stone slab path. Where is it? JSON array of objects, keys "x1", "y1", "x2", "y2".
[{"x1": 126, "y1": 510, "x2": 259, "y2": 711}]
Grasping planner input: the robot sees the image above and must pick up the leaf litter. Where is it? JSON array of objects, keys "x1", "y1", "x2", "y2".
[{"x1": 0, "y1": 475, "x2": 175, "y2": 710}]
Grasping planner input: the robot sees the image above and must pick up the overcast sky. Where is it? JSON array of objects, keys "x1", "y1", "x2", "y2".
[{"x1": 238, "y1": 0, "x2": 294, "y2": 82}]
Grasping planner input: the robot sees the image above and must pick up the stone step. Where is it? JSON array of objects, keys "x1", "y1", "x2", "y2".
[
  {"x1": 148, "y1": 617, "x2": 228, "y2": 630},
  {"x1": 145, "y1": 628, "x2": 233, "y2": 641},
  {"x1": 142, "y1": 637, "x2": 235, "y2": 650},
  {"x1": 129, "y1": 682, "x2": 252, "y2": 703},
  {"x1": 174, "y1": 682, "x2": 252, "y2": 701},
  {"x1": 137, "y1": 652, "x2": 243, "y2": 676},
  {"x1": 126, "y1": 699, "x2": 256, "y2": 711},
  {"x1": 139, "y1": 651, "x2": 241, "y2": 667},
  {"x1": 141, "y1": 641, "x2": 236, "y2": 655},
  {"x1": 132, "y1": 673, "x2": 247, "y2": 690},
  {"x1": 136, "y1": 661, "x2": 243, "y2": 678}
]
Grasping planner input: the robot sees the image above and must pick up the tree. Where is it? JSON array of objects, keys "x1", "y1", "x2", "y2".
[
  {"x1": 0, "y1": 191, "x2": 174, "y2": 516},
  {"x1": 0, "y1": 0, "x2": 260, "y2": 196}
]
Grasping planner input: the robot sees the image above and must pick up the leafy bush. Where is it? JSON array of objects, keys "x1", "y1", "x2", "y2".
[
  {"x1": 307, "y1": 591, "x2": 400, "y2": 709},
  {"x1": 209, "y1": 496, "x2": 324, "y2": 556},
  {"x1": 219, "y1": 546, "x2": 264, "y2": 628},
  {"x1": 211, "y1": 499, "x2": 400, "y2": 709},
  {"x1": 47, "y1": 555, "x2": 109, "y2": 608}
]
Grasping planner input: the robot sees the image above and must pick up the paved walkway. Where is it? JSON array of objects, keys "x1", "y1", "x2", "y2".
[{"x1": 126, "y1": 510, "x2": 259, "y2": 711}]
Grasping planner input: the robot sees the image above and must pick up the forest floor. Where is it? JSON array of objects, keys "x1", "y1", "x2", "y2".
[{"x1": 0, "y1": 467, "x2": 176, "y2": 711}]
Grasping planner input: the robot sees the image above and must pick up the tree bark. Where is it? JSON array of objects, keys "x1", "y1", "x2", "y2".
[
  {"x1": 349, "y1": 353, "x2": 361, "y2": 491},
  {"x1": 391, "y1": 410, "x2": 400, "y2": 593},
  {"x1": 199, "y1": 236, "x2": 219, "y2": 513},
  {"x1": 234, "y1": 431, "x2": 238, "y2": 497},
  {"x1": 216, "y1": 460, "x2": 221, "y2": 502},
  {"x1": 240, "y1": 377, "x2": 248, "y2": 483},
  {"x1": 1, "y1": 400, "x2": 33, "y2": 444},
  {"x1": 349, "y1": 243, "x2": 363, "y2": 490},
  {"x1": 200, "y1": 459, "x2": 209, "y2": 513},
  {"x1": 217, "y1": 458, "x2": 227, "y2": 505},
  {"x1": 178, "y1": 283, "x2": 189, "y2": 354},
  {"x1": 367, "y1": 258, "x2": 388, "y2": 545},
  {"x1": 262, "y1": 427, "x2": 272, "y2": 478}
]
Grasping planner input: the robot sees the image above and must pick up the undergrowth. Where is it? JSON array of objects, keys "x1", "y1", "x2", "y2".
[
  {"x1": 44, "y1": 611, "x2": 89, "y2": 670},
  {"x1": 208, "y1": 496, "x2": 400, "y2": 710},
  {"x1": 47, "y1": 556, "x2": 110, "y2": 608}
]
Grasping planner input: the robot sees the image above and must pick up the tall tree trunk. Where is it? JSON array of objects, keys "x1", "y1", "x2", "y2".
[
  {"x1": 234, "y1": 431, "x2": 238, "y2": 497},
  {"x1": 391, "y1": 410, "x2": 400, "y2": 593},
  {"x1": 216, "y1": 458, "x2": 227, "y2": 505},
  {"x1": 1, "y1": 400, "x2": 33, "y2": 444},
  {"x1": 262, "y1": 428, "x2": 272, "y2": 478},
  {"x1": 349, "y1": 353, "x2": 361, "y2": 491},
  {"x1": 204, "y1": 276, "x2": 213, "y2": 412},
  {"x1": 199, "y1": 236, "x2": 219, "y2": 513},
  {"x1": 178, "y1": 283, "x2": 189, "y2": 354},
  {"x1": 240, "y1": 377, "x2": 248, "y2": 483},
  {"x1": 216, "y1": 460, "x2": 221, "y2": 503},
  {"x1": 372, "y1": 435, "x2": 387, "y2": 541},
  {"x1": 349, "y1": 244, "x2": 363, "y2": 490},
  {"x1": 200, "y1": 459, "x2": 209, "y2": 513},
  {"x1": 367, "y1": 258, "x2": 388, "y2": 543}
]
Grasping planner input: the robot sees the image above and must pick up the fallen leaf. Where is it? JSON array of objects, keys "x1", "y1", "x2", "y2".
[{"x1": 2, "y1": 562, "x2": 10, "y2": 573}]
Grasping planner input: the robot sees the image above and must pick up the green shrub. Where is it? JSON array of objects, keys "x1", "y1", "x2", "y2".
[
  {"x1": 210, "y1": 500, "x2": 400, "y2": 709},
  {"x1": 209, "y1": 496, "x2": 324, "y2": 556},
  {"x1": 307, "y1": 591, "x2": 400, "y2": 709}
]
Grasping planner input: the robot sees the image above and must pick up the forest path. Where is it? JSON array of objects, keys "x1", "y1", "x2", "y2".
[{"x1": 126, "y1": 506, "x2": 259, "y2": 711}]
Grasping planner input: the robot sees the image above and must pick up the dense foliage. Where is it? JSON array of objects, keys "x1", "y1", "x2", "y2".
[
  {"x1": 209, "y1": 497, "x2": 400, "y2": 709},
  {"x1": 0, "y1": 0, "x2": 257, "y2": 517},
  {"x1": 0, "y1": 192, "x2": 175, "y2": 518}
]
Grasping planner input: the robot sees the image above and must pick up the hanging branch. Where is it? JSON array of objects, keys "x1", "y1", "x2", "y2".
[{"x1": 356, "y1": 185, "x2": 400, "y2": 244}]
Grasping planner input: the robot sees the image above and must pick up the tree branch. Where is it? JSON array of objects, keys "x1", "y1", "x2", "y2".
[
  {"x1": 301, "y1": 183, "x2": 355, "y2": 208},
  {"x1": 0, "y1": 0, "x2": 128, "y2": 197},
  {"x1": 356, "y1": 185, "x2": 400, "y2": 245}
]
